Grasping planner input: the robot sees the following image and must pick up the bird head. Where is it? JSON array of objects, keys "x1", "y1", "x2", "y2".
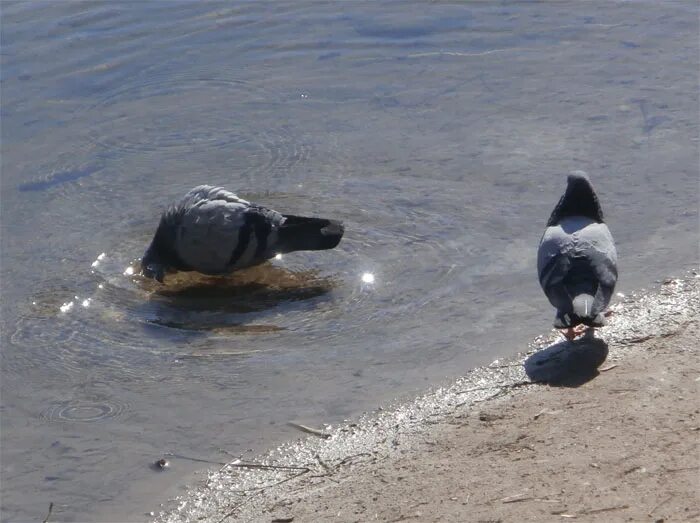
[
  {"x1": 141, "y1": 244, "x2": 166, "y2": 283},
  {"x1": 140, "y1": 212, "x2": 180, "y2": 284},
  {"x1": 547, "y1": 170, "x2": 604, "y2": 226}
]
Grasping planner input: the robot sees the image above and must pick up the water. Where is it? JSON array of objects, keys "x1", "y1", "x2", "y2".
[{"x1": 1, "y1": 1, "x2": 697, "y2": 521}]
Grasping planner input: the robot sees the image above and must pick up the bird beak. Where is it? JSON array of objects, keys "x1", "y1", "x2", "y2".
[{"x1": 142, "y1": 264, "x2": 165, "y2": 283}]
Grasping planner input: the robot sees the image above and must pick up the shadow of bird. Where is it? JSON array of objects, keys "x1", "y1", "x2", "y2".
[{"x1": 524, "y1": 335, "x2": 609, "y2": 387}]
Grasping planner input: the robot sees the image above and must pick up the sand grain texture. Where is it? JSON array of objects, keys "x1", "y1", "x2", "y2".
[
  {"x1": 156, "y1": 277, "x2": 699, "y2": 523},
  {"x1": 264, "y1": 324, "x2": 699, "y2": 522}
]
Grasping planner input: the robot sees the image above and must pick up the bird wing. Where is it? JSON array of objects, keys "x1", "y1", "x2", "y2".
[
  {"x1": 174, "y1": 197, "x2": 251, "y2": 274},
  {"x1": 575, "y1": 222, "x2": 618, "y2": 315},
  {"x1": 537, "y1": 224, "x2": 574, "y2": 291},
  {"x1": 173, "y1": 187, "x2": 285, "y2": 273},
  {"x1": 575, "y1": 222, "x2": 617, "y2": 288},
  {"x1": 538, "y1": 219, "x2": 617, "y2": 313},
  {"x1": 182, "y1": 185, "x2": 251, "y2": 206},
  {"x1": 226, "y1": 205, "x2": 284, "y2": 269}
]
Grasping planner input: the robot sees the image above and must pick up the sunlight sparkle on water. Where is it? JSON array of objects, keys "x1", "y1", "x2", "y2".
[
  {"x1": 81, "y1": 299, "x2": 91, "y2": 308},
  {"x1": 274, "y1": 253, "x2": 283, "y2": 260},
  {"x1": 59, "y1": 301, "x2": 74, "y2": 313},
  {"x1": 361, "y1": 272, "x2": 375, "y2": 284},
  {"x1": 123, "y1": 266, "x2": 134, "y2": 276},
  {"x1": 92, "y1": 253, "x2": 106, "y2": 267}
]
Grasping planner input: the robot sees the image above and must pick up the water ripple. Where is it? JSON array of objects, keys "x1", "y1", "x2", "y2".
[{"x1": 41, "y1": 398, "x2": 129, "y2": 423}]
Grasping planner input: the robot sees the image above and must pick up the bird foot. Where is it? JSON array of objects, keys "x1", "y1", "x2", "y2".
[{"x1": 560, "y1": 324, "x2": 589, "y2": 341}]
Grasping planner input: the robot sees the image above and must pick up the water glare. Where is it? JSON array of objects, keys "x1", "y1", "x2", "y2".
[
  {"x1": 1, "y1": 1, "x2": 697, "y2": 522},
  {"x1": 59, "y1": 301, "x2": 74, "y2": 313}
]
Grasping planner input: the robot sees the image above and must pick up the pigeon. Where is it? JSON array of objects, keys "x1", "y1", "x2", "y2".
[
  {"x1": 537, "y1": 172, "x2": 618, "y2": 340},
  {"x1": 141, "y1": 185, "x2": 344, "y2": 283}
]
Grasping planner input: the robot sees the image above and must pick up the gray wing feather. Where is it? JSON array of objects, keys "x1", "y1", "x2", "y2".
[
  {"x1": 175, "y1": 198, "x2": 249, "y2": 274},
  {"x1": 537, "y1": 217, "x2": 617, "y2": 312},
  {"x1": 173, "y1": 187, "x2": 285, "y2": 273},
  {"x1": 182, "y1": 185, "x2": 251, "y2": 206}
]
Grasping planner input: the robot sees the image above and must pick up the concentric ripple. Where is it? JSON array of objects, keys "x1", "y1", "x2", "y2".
[
  {"x1": 6, "y1": 244, "x2": 344, "y2": 380},
  {"x1": 86, "y1": 77, "x2": 271, "y2": 153},
  {"x1": 41, "y1": 398, "x2": 128, "y2": 423},
  {"x1": 78, "y1": 72, "x2": 342, "y2": 191}
]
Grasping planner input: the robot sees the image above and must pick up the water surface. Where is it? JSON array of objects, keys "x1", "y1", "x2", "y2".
[{"x1": 1, "y1": 1, "x2": 698, "y2": 521}]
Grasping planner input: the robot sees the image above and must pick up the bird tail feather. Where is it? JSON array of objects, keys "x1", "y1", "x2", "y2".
[
  {"x1": 572, "y1": 293, "x2": 595, "y2": 320},
  {"x1": 277, "y1": 215, "x2": 344, "y2": 253},
  {"x1": 553, "y1": 293, "x2": 605, "y2": 329}
]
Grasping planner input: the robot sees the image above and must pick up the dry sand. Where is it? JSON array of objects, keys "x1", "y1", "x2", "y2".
[{"x1": 155, "y1": 276, "x2": 699, "y2": 523}]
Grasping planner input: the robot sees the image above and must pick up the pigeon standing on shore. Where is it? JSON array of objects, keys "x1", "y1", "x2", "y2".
[
  {"x1": 141, "y1": 185, "x2": 344, "y2": 283},
  {"x1": 537, "y1": 172, "x2": 618, "y2": 340}
]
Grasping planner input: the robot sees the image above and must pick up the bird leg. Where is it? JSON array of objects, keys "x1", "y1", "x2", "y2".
[
  {"x1": 561, "y1": 328, "x2": 576, "y2": 341},
  {"x1": 560, "y1": 324, "x2": 588, "y2": 341}
]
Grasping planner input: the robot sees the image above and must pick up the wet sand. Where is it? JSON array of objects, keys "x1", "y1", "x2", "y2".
[{"x1": 155, "y1": 275, "x2": 699, "y2": 523}]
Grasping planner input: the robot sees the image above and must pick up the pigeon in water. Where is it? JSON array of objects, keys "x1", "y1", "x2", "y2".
[
  {"x1": 537, "y1": 172, "x2": 618, "y2": 340},
  {"x1": 141, "y1": 185, "x2": 344, "y2": 283}
]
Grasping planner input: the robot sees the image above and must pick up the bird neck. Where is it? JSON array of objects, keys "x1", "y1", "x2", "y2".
[
  {"x1": 547, "y1": 180, "x2": 604, "y2": 226},
  {"x1": 150, "y1": 211, "x2": 183, "y2": 268}
]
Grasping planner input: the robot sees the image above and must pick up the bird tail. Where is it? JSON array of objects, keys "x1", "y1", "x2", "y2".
[
  {"x1": 277, "y1": 215, "x2": 344, "y2": 253},
  {"x1": 572, "y1": 293, "x2": 595, "y2": 320},
  {"x1": 569, "y1": 293, "x2": 605, "y2": 327}
]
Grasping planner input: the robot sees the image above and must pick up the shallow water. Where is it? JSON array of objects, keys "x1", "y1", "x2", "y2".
[{"x1": 1, "y1": 1, "x2": 698, "y2": 521}]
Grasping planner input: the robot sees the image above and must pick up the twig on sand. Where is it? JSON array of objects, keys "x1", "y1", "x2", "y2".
[
  {"x1": 215, "y1": 464, "x2": 311, "y2": 523},
  {"x1": 217, "y1": 495, "x2": 258, "y2": 523},
  {"x1": 457, "y1": 381, "x2": 533, "y2": 395},
  {"x1": 42, "y1": 502, "x2": 54, "y2": 523},
  {"x1": 649, "y1": 494, "x2": 674, "y2": 515},
  {"x1": 231, "y1": 462, "x2": 310, "y2": 472},
  {"x1": 500, "y1": 493, "x2": 560, "y2": 504},
  {"x1": 660, "y1": 465, "x2": 700, "y2": 474},
  {"x1": 207, "y1": 457, "x2": 310, "y2": 488},
  {"x1": 501, "y1": 495, "x2": 534, "y2": 503},
  {"x1": 164, "y1": 452, "x2": 227, "y2": 466},
  {"x1": 621, "y1": 335, "x2": 653, "y2": 344},
  {"x1": 288, "y1": 422, "x2": 331, "y2": 439},
  {"x1": 581, "y1": 504, "x2": 629, "y2": 515},
  {"x1": 232, "y1": 468, "x2": 310, "y2": 493},
  {"x1": 314, "y1": 453, "x2": 334, "y2": 474},
  {"x1": 551, "y1": 504, "x2": 629, "y2": 519},
  {"x1": 337, "y1": 452, "x2": 373, "y2": 466},
  {"x1": 533, "y1": 408, "x2": 561, "y2": 420},
  {"x1": 388, "y1": 513, "x2": 423, "y2": 522},
  {"x1": 599, "y1": 364, "x2": 619, "y2": 372},
  {"x1": 216, "y1": 458, "x2": 309, "y2": 474}
]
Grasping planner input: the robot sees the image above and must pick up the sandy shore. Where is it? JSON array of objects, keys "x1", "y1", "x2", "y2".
[{"x1": 155, "y1": 275, "x2": 699, "y2": 523}]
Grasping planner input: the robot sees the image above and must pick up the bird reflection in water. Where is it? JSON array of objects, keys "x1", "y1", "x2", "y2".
[{"x1": 139, "y1": 262, "x2": 336, "y2": 334}]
